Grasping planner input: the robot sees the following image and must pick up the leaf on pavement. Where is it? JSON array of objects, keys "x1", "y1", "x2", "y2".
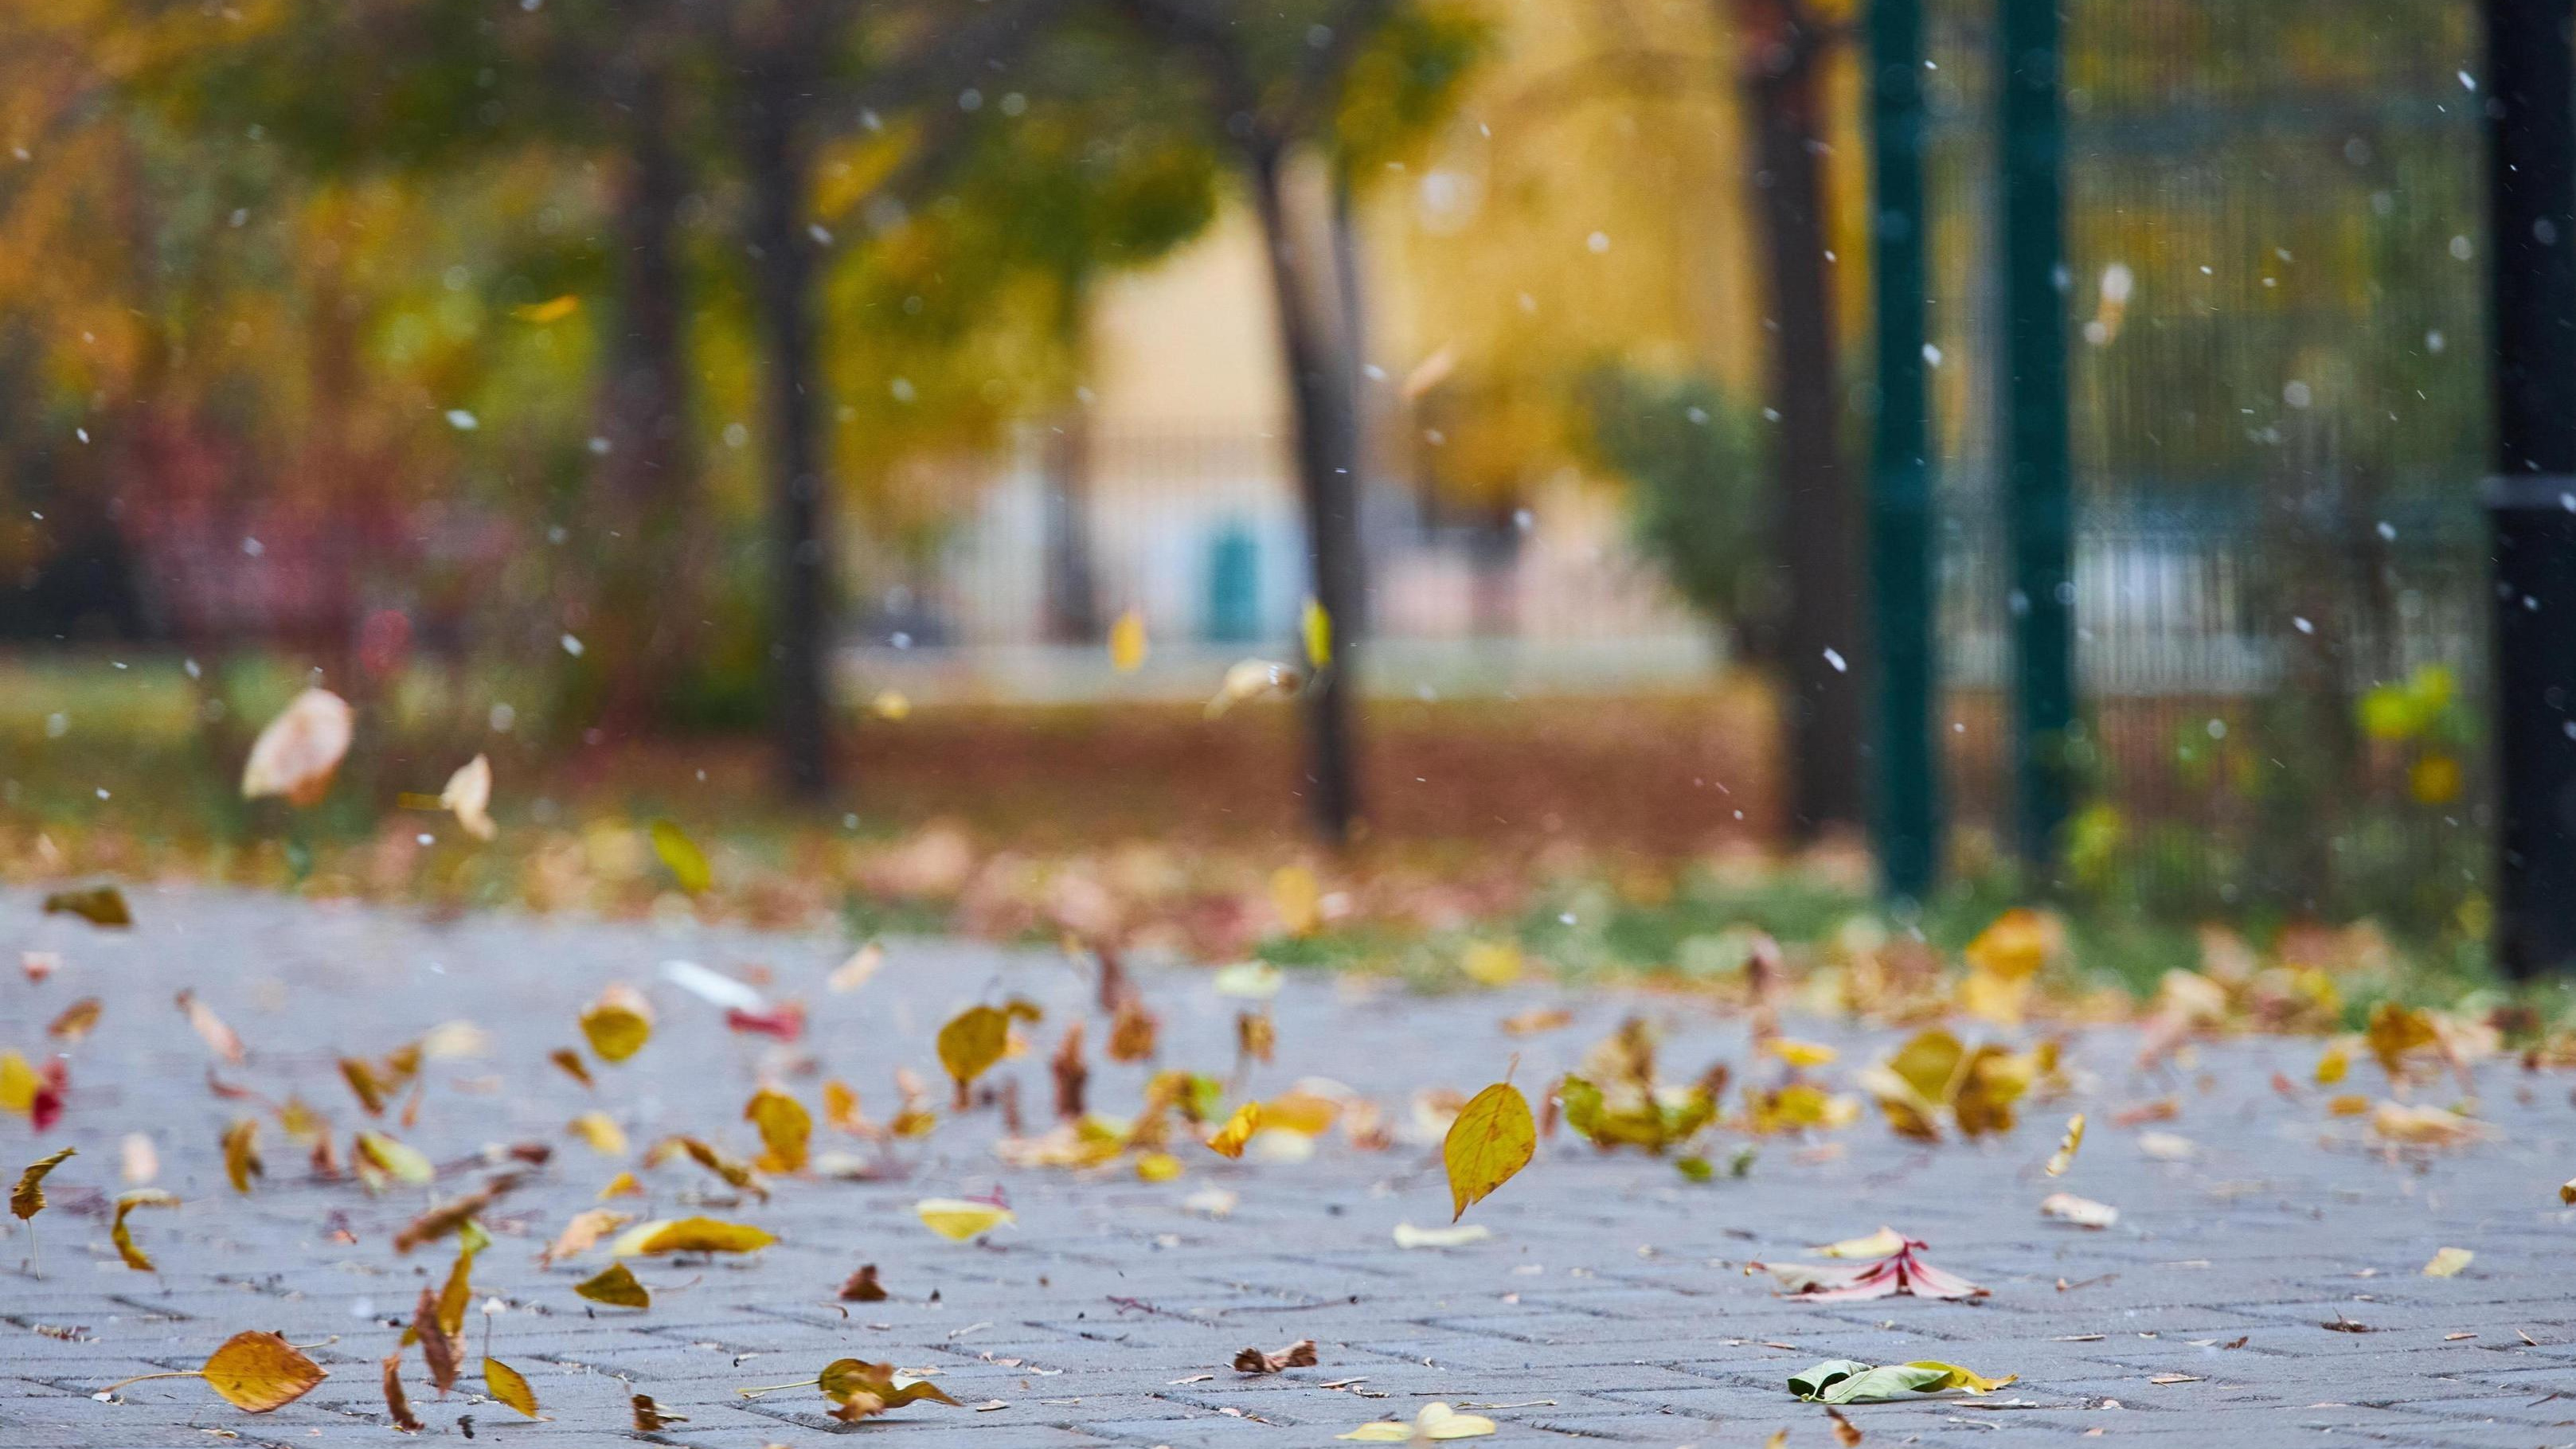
[
  {"x1": 43, "y1": 884, "x2": 132, "y2": 928},
  {"x1": 608, "y1": 1216, "x2": 778, "y2": 1257},
  {"x1": 540, "y1": 1209, "x2": 633, "y2": 1266},
  {"x1": 917, "y1": 1197, "x2": 1014, "y2": 1241},
  {"x1": 839, "y1": 1263, "x2": 889, "y2": 1301},
  {"x1": 2038, "y1": 1192, "x2": 2119, "y2": 1229},
  {"x1": 381, "y1": 1352, "x2": 423, "y2": 1431},
  {"x1": 1788, "y1": 1357, "x2": 2012, "y2": 1404},
  {"x1": 1394, "y1": 1222, "x2": 1491, "y2": 1249},
  {"x1": 1233, "y1": 1339, "x2": 1319, "y2": 1374},
  {"x1": 202, "y1": 1330, "x2": 329, "y2": 1412},
  {"x1": 574, "y1": 1261, "x2": 651, "y2": 1308},
  {"x1": 412, "y1": 1286, "x2": 461, "y2": 1394},
  {"x1": 567, "y1": 1111, "x2": 627, "y2": 1156},
  {"x1": 111, "y1": 1189, "x2": 180, "y2": 1270},
  {"x1": 2422, "y1": 1246, "x2": 2474, "y2": 1277},
  {"x1": 482, "y1": 1357, "x2": 541, "y2": 1418},
  {"x1": 631, "y1": 1392, "x2": 686, "y2": 1428},
  {"x1": 1444, "y1": 1081, "x2": 1534, "y2": 1221},
  {"x1": 1339, "y1": 1402, "x2": 1496, "y2": 1440},
  {"x1": 1812, "y1": 1227, "x2": 1906, "y2": 1260}
]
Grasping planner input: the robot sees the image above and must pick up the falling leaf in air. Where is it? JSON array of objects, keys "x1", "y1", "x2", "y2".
[
  {"x1": 354, "y1": 1130, "x2": 436, "y2": 1189},
  {"x1": 540, "y1": 1209, "x2": 633, "y2": 1266},
  {"x1": 382, "y1": 1353, "x2": 424, "y2": 1431},
  {"x1": 917, "y1": 1197, "x2": 1015, "y2": 1241},
  {"x1": 830, "y1": 943, "x2": 882, "y2": 993},
  {"x1": 937, "y1": 1005, "x2": 1010, "y2": 1093},
  {"x1": 1339, "y1": 1401, "x2": 1497, "y2": 1440},
  {"x1": 392, "y1": 1177, "x2": 518, "y2": 1254},
  {"x1": 176, "y1": 991, "x2": 245, "y2": 1064},
  {"x1": 221, "y1": 1119, "x2": 263, "y2": 1193},
  {"x1": 2364, "y1": 1002, "x2": 2440, "y2": 1081},
  {"x1": 2038, "y1": 1192, "x2": 2119, "y2": 1229},
  {"x1": 240, "y1": 687, "x2": 354, "y2": 804},
  {"x1": 567, "y1": 1111, "x2": 627, "y2": 1156},
  {"x1": 1302, "y1": 597, "x2": 1332, "y2": 669},
  {"x1": 631, "y1": 1392, "x2": 686, "y2": 1428},
  {"x1": 2562, "y1": 1178, "x2": 2576, "y2": 1206},
  {"x1": 839, "y1": 1263, "x2": 889, "y2": 1301},
  {"x1": 2315, "y1": 1041, "x2": 2350, "y2": 1085},
  {"x1": 2422, "y1": 1246, "x2": 2474, "y2": 1277},
  {"x1": 0, "y1": 1051, "x2": 38, "y2": 1115},
  {"x1": 512, "y1": 293, "x2": 580, "y2": 323},
  {"x1": 1501, "y1": 1007, "x2": 1574, "y2": 1036},
  {"x1": 1206, "y1": 658, "x2": 1301, "y2": 717},
  {"x1": 1749, "y1": 1234, "x2": 1988, "y2": 1301},
  {"x1": 575, "y1": 1261, "x2": 651, "y2": 1308},
  {"x1": 2045, "y1": 1113, "x2": 2085, "y2": 1176},
  {"x1": 643, "y1": 1135, "x2": 768, "y2": 1200},
  {"x1": 1393, "y1": 1222, "x2": 1491, "y2": 1249},
  {"x1": 13, "y1": 1146, "x2": 73, "y2": 1222},
  {"x1": 46, "y1": 998, "x2": 102, "y2": 1042},
  {"x1": 647, "y1": 818, "x2": 711, "y2": 895},
  {"x1": 1233, "y1": 1339, "x2": 1319, "y2": 1374},
  {"x1": 598, "y1": 1170, "x2": 643, "y2": 1199},
  {"x1": 1109, "y1": 607, "x2": 1148, "y2": 671},
  {"x1": 745, "y1": 1088, "x2": 811, "y2": 1172},
  {"x1": 43, "y1": 885, "x2": 131, "y2": 928},
  {"x1": 439, "y1": 755, "x2": 496, "y2": 841},
  {"x1": 1960, "y1": 908, "x2": 2051, "y2": 1024},
  {"x1": 482, "y1": 1357, "x2": 541, "y2": 1418},
  {"x1": 412, "y1": 1285, "x2": 462, "y2": 1394},
  {"x1": 2370, "y1": 1101, "x2": 2484, "y2": 1146},
  {"x1": 1052, "y1": 1024, "x2": 1090, "y2": 1121},
  {"x1": 98, "y1": 1330, "x2": 330, "y2": 1413},
  {"x1": 547, "y1": 1047, "x2": 593, "y2": 1088},
  {"x1": 1829, "y1": 1406, "x2": 1864, "y2": 1446},
  {"x1": 1444, "y1": 1081, "x2": 1534, "y2": 1221},
  {"x1": 608, "y1": 1216, "x2": 779, "y2": 1257},
  {"x1": 578, "y1": 986, "x2": 654, "y2": 1064},
  {"x1": 1206, "y1": 1102, "x2": 1261, "y2": 1158},
  {"x1": 1108, "y1": 995, "x2": 1160, "y2": 1060},
  {"x1": 870, "y1": 689, "x2": 911, "y2": 721},
  {"x1": 1857, "y1": 1028, "x2": 2044, "y2": 1140},
  {"x1": 108, "y1": 1189, "x2": 179, "y2": 1271}
]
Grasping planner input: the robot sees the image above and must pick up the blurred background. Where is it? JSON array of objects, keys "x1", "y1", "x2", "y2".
[{"x1": 0, "y1": 0, "x2": 2516, "y2": 982}]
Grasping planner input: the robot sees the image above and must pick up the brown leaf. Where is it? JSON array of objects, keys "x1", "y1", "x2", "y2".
[
  {"x1": 381, "y1": 1353, "x2": 424, "y2": 1431},
  {"x1": 45, "y1": 998, "x2": 103, "y2": 1042},
  {"x1": 839, "y1": 1263, "x2": 889, "y2": 1302},
  {"x1": 819, "y1": 1358, "x2": 961, "y2": 1419},
  {"x1": 1828, "y1": 1404, "x2": 1864, "y2": 1446},
  {"x1": 1052, "y1": 1023, "x2": 1089, "y2": 1121},
  {"x1": 609, "y1": 1215, "x2": 779, "y2": 1256},
  {"x1": 201, "y1": 1330, "x2": 328, "y2": 1412},
  {"x1": 1232, "y1": 1339, "x2": 1319, "y2": 1375},
  {"x1": 393, "y1": 1176, "x2": 518, "y2": 1254},
  {"x1": 482, "y1": 1357, "x2": 541, "y2": 1418},
  {"x1": 43, "y1": 884, "x2": 132, "y2": 928},
  {"x1": 110, "y1": 1189, "x2": 179, "y2": 1270},
  {"x1": 644, "y1": 1135, "x2": 768, "y2": 1201},
  {"x1": 412, "y1": 1286, "x2": 462, "y2": 1394},
  {"x1": 631, "y1": 1392, "x2": 686, "y2": 1429},
  {"x1": 548, "y1": 1047, "x2": 593, "y2": 1088},
  {"x1": 12, "y1": 1146, "x2": 73, "y2": 1220},
  {"x1": 1108, "y1": 995, "x2": 1159, "y2": 1062},
  {"x1": 1237, "y1": 1010, "x2": 1276, "y2": 1065}
]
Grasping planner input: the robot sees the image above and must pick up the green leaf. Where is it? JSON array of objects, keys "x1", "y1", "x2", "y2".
[{"x1": 648, "y1": 820, "x2": 711, "y2": 896}]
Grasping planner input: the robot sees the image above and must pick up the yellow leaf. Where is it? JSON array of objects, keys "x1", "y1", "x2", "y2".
[
  {"x1": 1270, "y1": 867, "x2": 1322, "y2": 938},
  {"x1": 239, "y1": 688, "x2": 353, "y2": 805},
  {"x1": 745, "y1": 1088, "x2": 812, "y2": 1173},
  {"x1": 13, "y1": 1146, "x2": 73, "y2": 1219},
  {"x1": 579, "y1": 986, "x2": 654, "y2": 1064},
  {"x1": 2422, "y1": 1246, "x2": 2474, "y2": 1278},
  {"x1": 645, "y1": 1135, "x2": 768, "y2": 1200},
  {"x1": 1135, "y1": 1151, "x2": 1183, "y2": 1181},
  {"x1": 916, "y1": 1197, "x2": 1015, "y2": 1241},
  {"x1": 482, "y1": 1357, "x2": 541, "y2": 1418},
  {"x1": 1206, "y1": 1102, "x2": 1262, "y2": 1158},
  {"x1": 1341, "y1": 1402, "x2": 1496, "y2": 1441},
  {"x1": 42, "y1": 884, "x2": 132, "y2": 927},
  {"x1": 1906, "y1": 1361, "x2": 2019, "y2": 1394},
  {"x1": 2315, "y1": 1041, "x2": 2350, "y2": 1085},
  {"x1": 221, "y1": 1119, "x2": 263, "y2": 1193},
  {"x1": 1108, "y1": 607, "x2": 1148, "y2": 671},
  {"x1": 1964, "y1": 908, "x2": 2050, "y2": 980},
  {"x1": 1302, "y1": 597, "x2": 1332, "y2": 670},
  {"x1": 1460, "y1": 941, "x2": 1523, "y2": 987},
  {"x1": 540, "y1": 1209, "x2": 633, "y2": 1266},
  {"x1": 611, "y1": 1216, "x2": 778, "y2": 1257},
  {"x1": 567, "y1": 1111, "x2": 627, "y2": 1156},
  {"x1": 201, "y1": 1330, "x2": 329, "y2": 1412},
  {"x1": 1766, "y1": 1037, "x2": 1839, "y2": 1068},
  {"x1": 598, "y1": 1170, "x2": 643, "y2": 1199},
  {"x1": 1443, "y1": 1082, "x2": 1534, "y2": 1221},
  {"x1": 511, "y1": 293, "x2": 580, "y2": 323},
  {"x1": 573, "y1": 1261, "x2": 650, "y2": 1309},
  {"x1": 648, "y1": 819, "x2": 711, "y2": 894},
  {"x1": 1261, "y1": 1089, "x2": 1343, "y2": 1136},
  {"x1": 936, "y1": 1005, "x2": 1010, "y2": 1088},
  {"x1": 2045, "y1": 1113, "x2": 2085, "y2": 1177},
  {"x1": 2372, "y1": 1100, "x2": 2484, "y2": 1146},
  {"x1": 0, "y1": 1051, "x2": 36, "y2": 1111},
  {"x1": 111, "y1": 1189, "x2": 179, "y2": 1270},
  {"x1": 2326, "y1": 1093, "x2": 2372, "y2": 1116},
  {"x1": 354, "y1": 1131, "x2": 434, "y2": 1187}
]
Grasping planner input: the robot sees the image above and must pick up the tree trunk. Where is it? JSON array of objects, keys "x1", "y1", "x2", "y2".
[
  {"x1": 1247, "y1": 138, "x2": 1366, "y2": 843},
  {"x1": 1042, "y1": 409, "x2": 1102, "y2": 642},
  {"x1": 596, "y1": 66, "x2": 698, "y2": 732},
  {"x1": 742, "y1": 42, "x2": 834, "y2": 800},
  {"x1": 1737, "y1": 0, "x2": 1867, "y2": 838}
]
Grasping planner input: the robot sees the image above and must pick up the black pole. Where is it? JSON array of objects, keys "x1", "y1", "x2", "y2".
[{"x1": 2484, "y1": 0, "x2": 2576, "y2": 977}]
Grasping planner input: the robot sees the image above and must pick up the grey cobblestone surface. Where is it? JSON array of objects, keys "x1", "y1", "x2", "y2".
[{"x1": 2, "y1": 885, "x2": 2574, "y2": 1447}]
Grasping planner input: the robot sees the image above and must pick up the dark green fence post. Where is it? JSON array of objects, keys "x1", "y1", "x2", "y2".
[
  {"x1": 1867, "y1": 0, "x2": 1938, "y2": 899},
  {"x1": 1997, "y1": 0, "x2": 2076, "y2": 870}
]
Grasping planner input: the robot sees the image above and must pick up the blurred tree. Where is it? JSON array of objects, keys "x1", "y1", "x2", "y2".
[
  {"x1": 1104, "y1": 0, "x2": 1484, "y2": 845},
  {"x1": 1577, "y1": 367, "x2": 1769, "y2": 655}
]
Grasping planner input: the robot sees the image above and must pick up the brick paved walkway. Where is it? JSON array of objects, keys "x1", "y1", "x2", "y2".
[{"x1": 2, "y1": 886, "x2": 2573, "y2": 1447}]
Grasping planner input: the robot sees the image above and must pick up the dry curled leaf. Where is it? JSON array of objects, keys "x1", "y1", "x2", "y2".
[
  {"x1": 46, "y1": 998, "x2": 102, "y2": 1042},
  {"x1": 574, "y1": 1261, "x2": 651, "y2": 1308},
  {"x1": 111, "y1": 1189, "x2": 180, "y2": 1270},
  {"x1": 578, "y1": 986, "x2": 653, "y2": 1064},
  {"x1": 43, "y1": 884, "x2": 131, "y2": 928},
  {"x1": 1206, "y1": 1102, "x2": 1261, "y2": 1158},
  {"x1": 482, "y1": 1357, "x2": 541, "y2": 1418},
  {"x1": 631, "y1": 1392, "x2": 686, "y2": 1428},
  {"x1": 412, "y1": 1286, "x2": 461, "y2": 1394},
  {"x1": 1233, "y1": 1339, "x2": 1319, "y2": 1374},
  {"x1": 240, "y1": 687, "x2": 353, "y2": 804},
  {"x1": 12, "y1": 1146, "x2": 72, "y2": 1220},
  {"x1": 221, "y1": 1119, "x2": 263, "y2": 1193},
  {"x1": 1444, "y1": 1082, "x2": 1535, "y2": 1221},
  {"x1": 202, "y1": 1330, "x2": 329, "y2": 1412},
  {"x1": 839, "y1": 1263, "x2": 889, "y2": 1302},
  {"x1": 819, "y1": 1358, "x2": 961, "y2": 1420},
  {"x1": 381, "y1": 1352, "x2": 423, "y2": 1431}
]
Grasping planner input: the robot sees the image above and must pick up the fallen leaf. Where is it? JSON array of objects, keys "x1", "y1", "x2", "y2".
[
  {"x1": 2321, "y1": 1314, "x2": 2375, "y2": 1334},
  {"x1": 1206, "y1": 658, "x2": 1301, "y2": 717},
  {"x1": 1789, "y1": 1357, "x2": 2015, "y2": 1404},
  {"x1": 574, "y1": 1261, "x2": 651, "y2": 1308},
  {"x1": 745, "y1": 1088, "x2": 811, "y2": 1173},
  {"x1": 578, "y1": 986, "x2": 654, "y2": 1064},
  {"x1": 839, "y1": 1263, "x2": 889, "y2": 1302},
  {"x1": 482, "y1": 1357, "x2": 540, "y2": 1418},
  {"x1": 46, "y1": 998, "x2": 102, "y2": 1043},
  {"x1": 2422, "y1": 1246, "x2": 2474, "y2": 1278},
  {"x1": 609, "y1": 1216, "x2": 779, "y2": 1257},
  {"x1": 1233, "y1": 1339, "x2": 1319, "y2": 1374},
  {"x1": 566, "y1": 1111, "x2": 627, "y2": 1156},
  {"x1": 937, "y1": 1005, "x2": 1010, "y2": 1092},
  {"x1": 13, "y1": 1146, "x2": 73, "y2": 1219},
  {"x1": 221, "y1": 1119, "x2": 262, "y2": 1193},
  {"x1": 1394, "y1": 1222, "x2": 1491, "y2": 1249},
  {"x1": 631, "y1": 1392, "x2": 686, "y2": 1428},
  {"x1": 2039, "y1": 1192, "x2": 2120, "y2": 1229},
  {"x1": 381, "y1": 1353, "x2": 423, "y2": 1431},
  {"x1": 917, "y1": 1197, "x2": 1015, "y2": 1241},
  {"x1": 436, "y1": 755, "x2": 495, "y2": 841},
  {"x1": 648, "y1": 818, "x2": 711, "y2": 894},
  {"x1": 2149, "y1": 1373, "x2": 2203, "y2": 1385},
  {"x1": 2046, "y1": 1113, "x2": 2085, "y2": 1176},
  {"x1": 42, "y1": 884, "x2": 131, "y2": 928},
  {"x1": 1206, "y1": 1102, "x2": 1262, "y2": 1158},
  {"x1": 1768, "y1": 1038, "x2": 1839, "y2": 1068},
  {"x1": 540, "y1": 1209, "x2": 632, "y2": 1266},
  {"x1": 176, "y1": 991, "x2": 245, "y2": 1064},
  {"x1": 815, "y1": 1358, "x2": 962, "y2": 1420},
  {"x1": 1812, "y1": 1227, "x2": 1907, "y2": 1260},
  {"x1": 202, "y1": 1330, "x2": 330, "y2": 1412},
  {"x1": 830, "y1": 943, "x2": 883, "y2": 993},
  {"x1": 1752, "y1": 1236, "x2": 1988, "y2": 1300},
  {"x1": 1339, "y1": 1401, "x2": 1496, "y2": 1440},
  {"x1": 240, "y1": 687, "x2": 353, "y2": 805},
  {"x1": 1444, "y1": 1082, "x2": 1535, "y2": 1221},
  {"x1": 109, "y1": 1189, "x2": 178, "y2": 1271}
]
